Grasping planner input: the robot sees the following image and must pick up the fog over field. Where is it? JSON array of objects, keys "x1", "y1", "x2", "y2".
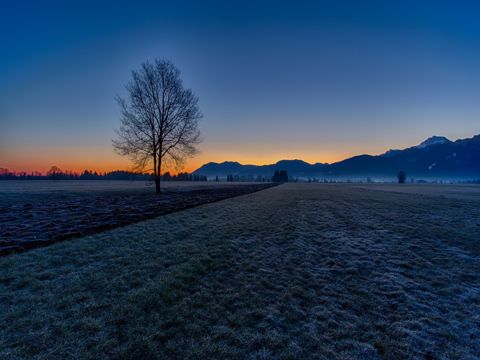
[
  {"x1": 353, "y1": 183, "x2": 480, "y2": 201},
  {"x1": 1, "y1": 183, "x2": 479, "y2": 359}
]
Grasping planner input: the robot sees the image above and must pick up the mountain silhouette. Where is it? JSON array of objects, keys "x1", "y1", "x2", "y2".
[{"x1": 193, "y1": 134, "x2": 480, "y2": 179}]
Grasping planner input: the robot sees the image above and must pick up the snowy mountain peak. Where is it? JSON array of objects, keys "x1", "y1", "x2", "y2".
[{"x1": 416, "y1": 136, "x2": 451, "y2": 149}]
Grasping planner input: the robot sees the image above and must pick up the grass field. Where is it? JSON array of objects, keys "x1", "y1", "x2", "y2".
[
  {"x1": 0, "y1": 180, "x2": 260, "y2": 194},
  {"x1": 0, "y1": 181, "x2": 275, "y2": 254},
  {"x1": 1, "y1": 183, "x2": 479, "y2": 359}
]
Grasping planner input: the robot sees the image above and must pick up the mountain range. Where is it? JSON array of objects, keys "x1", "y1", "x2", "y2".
[{"x1": 193, "y1": 134, "x2": 480, "y2": 180}]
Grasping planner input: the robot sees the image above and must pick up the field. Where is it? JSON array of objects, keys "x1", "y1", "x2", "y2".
[
  {"x1": 0, "y1": 180, "x2": 264, "y2": 194},
  {"x1": 1, "y1": 183, "x2": 479, "y2": 359},
  {"x1": 0, "y1": 180, "x2": 275, "y2": 254}
]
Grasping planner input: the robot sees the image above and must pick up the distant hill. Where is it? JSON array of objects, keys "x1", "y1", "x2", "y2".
[
  {"x1": 194, "y1": 159, "x2": 327, "y2": 178},
  {"x1": 193, "y1": 134, "x2": 480, "y2": 180}
]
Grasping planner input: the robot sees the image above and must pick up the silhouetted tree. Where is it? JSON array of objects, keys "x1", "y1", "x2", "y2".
[
  {"x1": 397, "y1": 170, "x2": 407, "y2": 184},
  {"x1": 163, "y1": 171, "x2": 172, "y2": 181},
  {"x1": 47, "y1": 166, "x2": 63, "y2": 180},
  {"x1": 272, "y1": 170, "x2": 288, "y2": 182},
  {"x1": 113, "y1": 59, "x2": 202, "y2": 194}
]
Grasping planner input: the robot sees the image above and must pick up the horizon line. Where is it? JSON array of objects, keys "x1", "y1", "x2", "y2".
[{"x1": 2, "y1": 133, "x2": 478, "y2": 175}]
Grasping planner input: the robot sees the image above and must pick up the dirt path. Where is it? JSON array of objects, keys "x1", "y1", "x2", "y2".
[{"x1": 0, "y1": 184, "x2": 479, "y2": 359}]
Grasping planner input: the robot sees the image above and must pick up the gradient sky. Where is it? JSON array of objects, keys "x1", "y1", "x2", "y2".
[{"x1": 1, "y1": 0, "x2": 480, "y2": 174}]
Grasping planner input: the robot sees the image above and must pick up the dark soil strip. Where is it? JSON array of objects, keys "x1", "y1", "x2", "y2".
[{"x1": 0, "y1": 183, "x2": 278, "y2": 255}]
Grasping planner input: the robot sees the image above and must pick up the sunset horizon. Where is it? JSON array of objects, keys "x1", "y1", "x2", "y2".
[{"x1": 3, "y1": 132, "x2": 478, "y2": 175}]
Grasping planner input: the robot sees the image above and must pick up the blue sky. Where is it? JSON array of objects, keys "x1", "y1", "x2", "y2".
[{"x1": 1, "y1": 0, "x2": 480, "y2": 172}]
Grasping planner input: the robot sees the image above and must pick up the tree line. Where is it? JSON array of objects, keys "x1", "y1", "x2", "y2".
[{"x1": 0, "y1": 167, "x2": 207, "y2": 181}]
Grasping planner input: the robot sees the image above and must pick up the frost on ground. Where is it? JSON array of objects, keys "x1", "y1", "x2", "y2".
[
  {"x1": 0, "y1": 183, "x2": 479, "y2": 359},
  {"x1": 353, "y1": 183, "x2": 480, "y2": 201},
  {"x1": 0, "y1": 182, "x2": 275, "y2": 254}
]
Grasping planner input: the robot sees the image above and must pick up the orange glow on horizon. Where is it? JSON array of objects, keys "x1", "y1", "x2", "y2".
[
  {"x1": 1, "y1": 149, "x2": 369, "y2": 175},
  {"x1": 1, "y1": 139, "x2": 413, "y2": 175}
]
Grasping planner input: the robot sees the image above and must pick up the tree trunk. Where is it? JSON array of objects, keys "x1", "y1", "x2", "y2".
[
  {"x1": 155, "y1": 175, "x2": 160, "y2": 194},
  {"x1": 153, "y1": 152, "x2": 160, "y2": 194},
  {"x1": 156, "y1": 154, "x2": 162, "y2": 194}
]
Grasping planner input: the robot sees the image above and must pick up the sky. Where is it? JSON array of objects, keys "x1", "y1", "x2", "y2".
[{"x1": 1, "y1": 0, "x2": 480, "y2": 174}]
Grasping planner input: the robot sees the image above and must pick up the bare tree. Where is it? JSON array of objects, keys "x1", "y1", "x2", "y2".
[
  {"x1": 113, "y1": 59, "x2": 202, "y2": 193},
  {"x1": 47, "y1": 166, "x2": 62, "y2": 180}
]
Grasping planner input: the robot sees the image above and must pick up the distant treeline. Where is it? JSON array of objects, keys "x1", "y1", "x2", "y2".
[
  {"x1": 2, "y1": 167, "x2": 479, "y2": 184},
  {"x1": 0, "y1": 168, "x2": 207, "y2": 181},
  {"x1": 225, "y1": 174, "x2": 272, "y2": 182},
  {"x1": 163, "y1": 172, "x2": 207, "y2": 181},
  {"x1": 0, "y1": 168, "x2": 151, "y2": 180}
]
